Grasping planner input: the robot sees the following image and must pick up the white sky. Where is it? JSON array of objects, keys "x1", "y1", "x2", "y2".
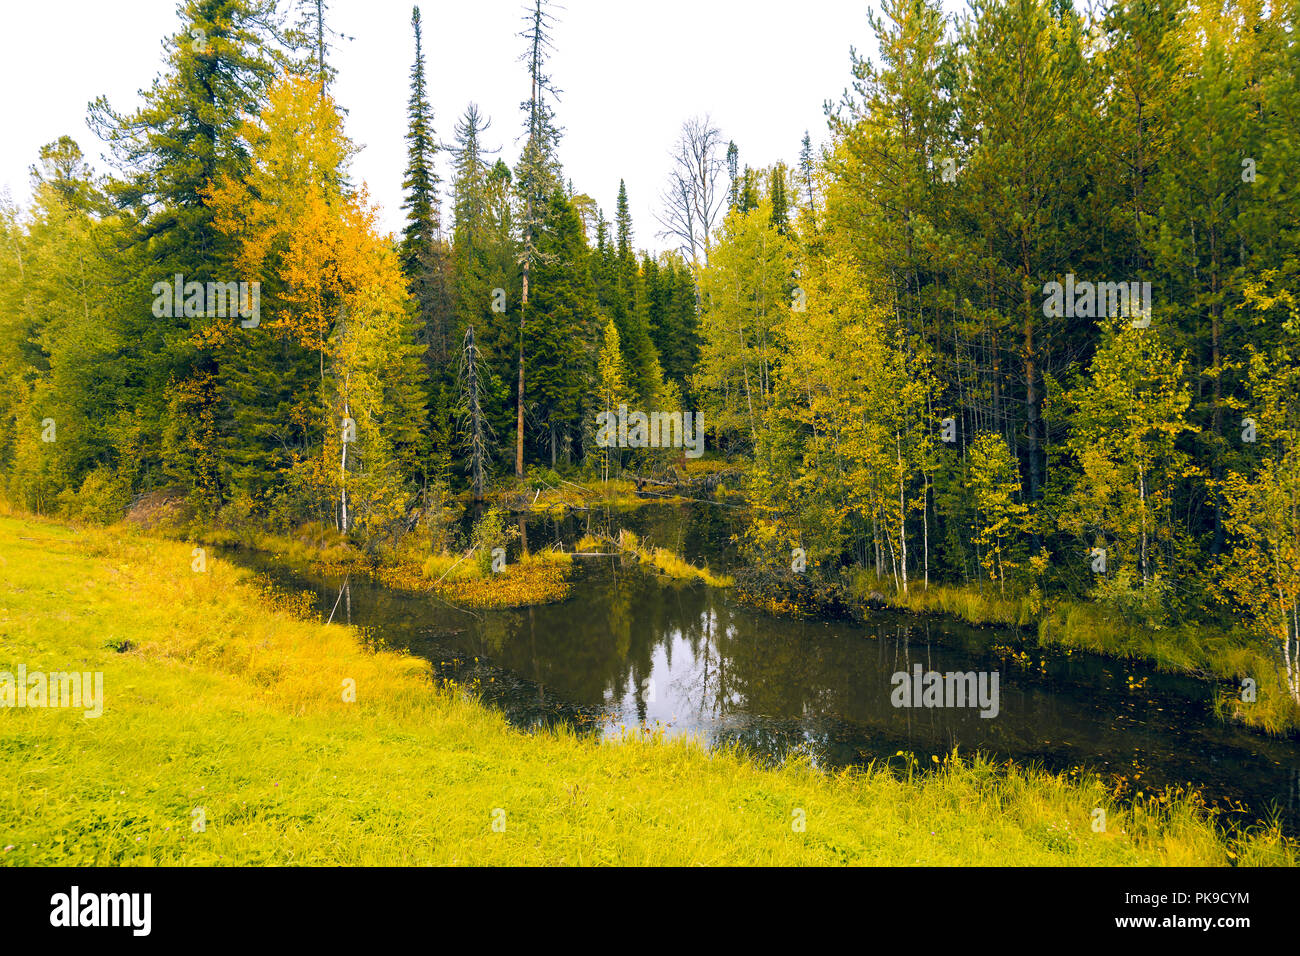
[{"x1": 0, "y1": 0, "x2": 965, "y2": 252}]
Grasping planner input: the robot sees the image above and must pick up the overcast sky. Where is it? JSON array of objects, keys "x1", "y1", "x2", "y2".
[{"x1": 0, "y1": 0, "x2": 966, "y2": 252}]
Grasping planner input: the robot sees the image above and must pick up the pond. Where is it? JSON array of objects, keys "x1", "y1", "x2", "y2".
[{"x1": 230, "y1": 503, "x2": 1300, "y2": 835}]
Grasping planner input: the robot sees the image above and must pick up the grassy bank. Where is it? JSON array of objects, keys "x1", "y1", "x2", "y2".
[
  {"x1": 478, "y1": 457, "x2": 746, "y2": 514},
  {"x1": 187, "y1": 521, "x2": 574, "y2": 610},
  {"x1": 848, "y1": 577, "x2": 1300, "y2": 735},
  {"x1": 0, "y1": 512, "x2": 1293, "y2": 865},
  {"x1": 416, "y1": 548, "x2": 572, "y2": 608},
  {"x1": 582, "y1": 530, "x2": 734, "y2": 588}
]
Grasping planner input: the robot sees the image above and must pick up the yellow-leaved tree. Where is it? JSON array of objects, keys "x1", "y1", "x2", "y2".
[
  {"x1": 1062, "y1": 316, "x2": 1197, "y2": 621},
  {"x1": 206, "y1": 74, "x2": 426, "y2": 542},
  {"x1": 696, "y1": 199, "x2": 794, "y2": 451},
  {"x1": 1217, "y1": 278, "x2": 1300, "y2": 705},
  {"x1": 746, "y1": 247, "x2": 937, "y2": 595},
  {"x1": 967, "y1": 432, "x2": 1029, "y2": 593}
]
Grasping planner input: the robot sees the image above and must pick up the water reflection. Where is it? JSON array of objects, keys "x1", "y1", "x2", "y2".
[{"x1": 234, "y1": 505, "x2": 1300, "y2": 834}]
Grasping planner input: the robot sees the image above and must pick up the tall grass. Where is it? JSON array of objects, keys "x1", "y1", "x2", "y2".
[
  {"x1": 882, "y1": 582, "x2": 1035, "y2": 627},
  {"x1": 612, "y1": 530, "x2": 734, "y2": 587},
  {"x1": 417, "y1": 547, "x2": 571, "y2": 608}
]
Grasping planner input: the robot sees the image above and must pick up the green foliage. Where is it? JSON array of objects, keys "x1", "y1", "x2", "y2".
[
  {"x1": 696, "y1": 200, "x2": 794, "y2": 450},
  {"x1": 967, "y1": 432, "x2": 1029, "y2": 591},
  {"x1": 1060, "y1": 318, "x2": 1196, "y2": 604},
  {"x1": 4, "y1": 0, "x2": 1300, "y2": 705},
  {"x1": 469, "y1": 507, "x2": 510, "y2": 574}
]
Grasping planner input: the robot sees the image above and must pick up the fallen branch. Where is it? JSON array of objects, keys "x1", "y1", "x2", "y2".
[{"x1": 434, "y1": 547, "x2": 476, "y2": 584}]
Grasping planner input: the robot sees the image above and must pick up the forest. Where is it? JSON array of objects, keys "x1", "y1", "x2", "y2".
[{"x1": 1, "y1": 0, "x2": 1297, "y2": 722}]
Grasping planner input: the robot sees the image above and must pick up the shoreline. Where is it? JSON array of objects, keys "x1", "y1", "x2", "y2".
[{"x1": 1, "y1": 510, "x2": 1292, "y2": 866}]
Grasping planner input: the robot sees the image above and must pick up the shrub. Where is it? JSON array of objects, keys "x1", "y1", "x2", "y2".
[
  {"x1": 63, "y1": 467, "x2": 130, "y2": 525},
  {"x1": 470, "y1": 508, "x2": 511, "y2": 575}
]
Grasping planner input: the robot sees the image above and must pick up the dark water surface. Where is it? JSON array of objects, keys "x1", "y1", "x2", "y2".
[{"x1": 229, "y1": 503, "x2": 1300, "y2": 834}]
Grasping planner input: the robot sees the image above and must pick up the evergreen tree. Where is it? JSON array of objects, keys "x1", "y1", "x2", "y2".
[
  {"x1": 401, "y1": 5, "x2": 453, "y2": 367},
  {"x1": 514, "y1": 0, "x2": 564, "y2": 476},
  {"x1": 769, "y1": 163, "x2": 790, "y2": 235},
  {"x1": 86, "y1": 0, "x2": 285, "y2": 511},
  {"x1": 1143, "y1": 0, "x2": 1257, "y2": 554},
  {"x1": 604, "y1": 180, "x2": 658, "y2": 404},
  {"x1": 290, "y1": 0, "x2": 351, "y2": 97},
  {"x1": 528, "y1": 189, "x2": 598, "y2": 467},
  {"x1": 798, "y1": 131, "x2": 816, "y2": 212},
  {"x1": 726, "y1": 140, "x2": 740, "y2": 210},
  {"x1": 955, "y1": 0, "x2": 1096, "y2": 504}
]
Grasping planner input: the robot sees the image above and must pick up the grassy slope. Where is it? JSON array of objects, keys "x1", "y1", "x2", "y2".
[{"x1": 0, "y1": 513, "x2": 1292, "y2": 865}]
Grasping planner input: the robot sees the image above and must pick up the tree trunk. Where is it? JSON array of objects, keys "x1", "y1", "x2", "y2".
[
  {"x1": 340, "y1": 399, "x2": 350, "y2": 533},
  {"x1": 517, "y1": 277, "x2": 526, "y2": 479}
]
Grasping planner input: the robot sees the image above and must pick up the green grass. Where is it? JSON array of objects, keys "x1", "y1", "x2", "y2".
[
  {"x1": 0, "y1": 511, "x2": 1293, "y2": 865},
  {"x1": 880, "y1": 581, "x2": 1037, "y2": 627},
  {"x1": 415, "y1": 547, "x2": 572, "y2": 608},
  {"x1": 606, "y1": 530, "x2": 734, "y2": 588}
]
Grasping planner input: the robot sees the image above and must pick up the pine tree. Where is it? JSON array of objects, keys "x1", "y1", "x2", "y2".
[
  {"x1": 449, "y1": 104, "x2": 493, "y2": 266},
  {"x1": 528, "y1": 189, "x2": 598, "y2": 466},
  {"x1": 726, "y1": 141, "x2": 740, "y2": 210},
  {"x1": 955, "y1": 0, "x2": 1096, "y2": 505},
  {"x1": 401, "y1": 5, "x2": 453, "y2": 366},
  {"x1": 1144, "y1": 0, "x2": 1257, "y2": 555},
  {"x1": 604, "y1": 180, "x2": 658, "y2": 405},
  {"x1": 798, "y1": 131, "x2": 816, "y2": 212},
  {"x1": 448, "y1": 111, "x2": 515, "y2": 468},
  {"x1": 737, "y1": 167, "x2": 760, "y2": 214},
  {"x1": 87, "y1": 0, "x2": 284, "y2": 512},
  {"x1": 615, "y1": 179, "x2": 633, "y2": 265},
  {"x1": 290, "y1": 0, "x2": 351, "y2": 99},
  {"x1": 769, "y1": 163, "x2": 790, "y2": 235},
  {"x1": 828, "y1": 0, "x2": 954, "y2": 344},
  {"x1": 514, "y1": 0, "x2": 563, "y2": 477}
]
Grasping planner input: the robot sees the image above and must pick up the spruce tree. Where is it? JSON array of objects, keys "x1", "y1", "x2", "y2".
[
  {"x1": 529, "y1": 190, "x2": 597, "y2": 466},
  {"x1": 513, "y1": 0, "x2": 563, "y2": 476},
  {"x1": 401, "y1": 5, "x2": 453, "y2": 365},
  {"x1": 87, "y1": 0, "x2": 284, "y2": 511},
  {"x1": 726, "y1": 141, "x2": 740, "y2": 210},
  {"x1": 290, "y1": 0, "x2": 352, "y2": 99},
  {"x1": 769, "y1": 163, "x2": 790, "y2": 235},
  {"x1": 798, "y1": 131, "x2": 816, "y2": 212}
]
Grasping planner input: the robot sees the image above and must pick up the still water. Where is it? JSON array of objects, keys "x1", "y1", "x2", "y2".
[{"x1": 232, "y1": 503, "x2": 1300, "y2": 834}]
